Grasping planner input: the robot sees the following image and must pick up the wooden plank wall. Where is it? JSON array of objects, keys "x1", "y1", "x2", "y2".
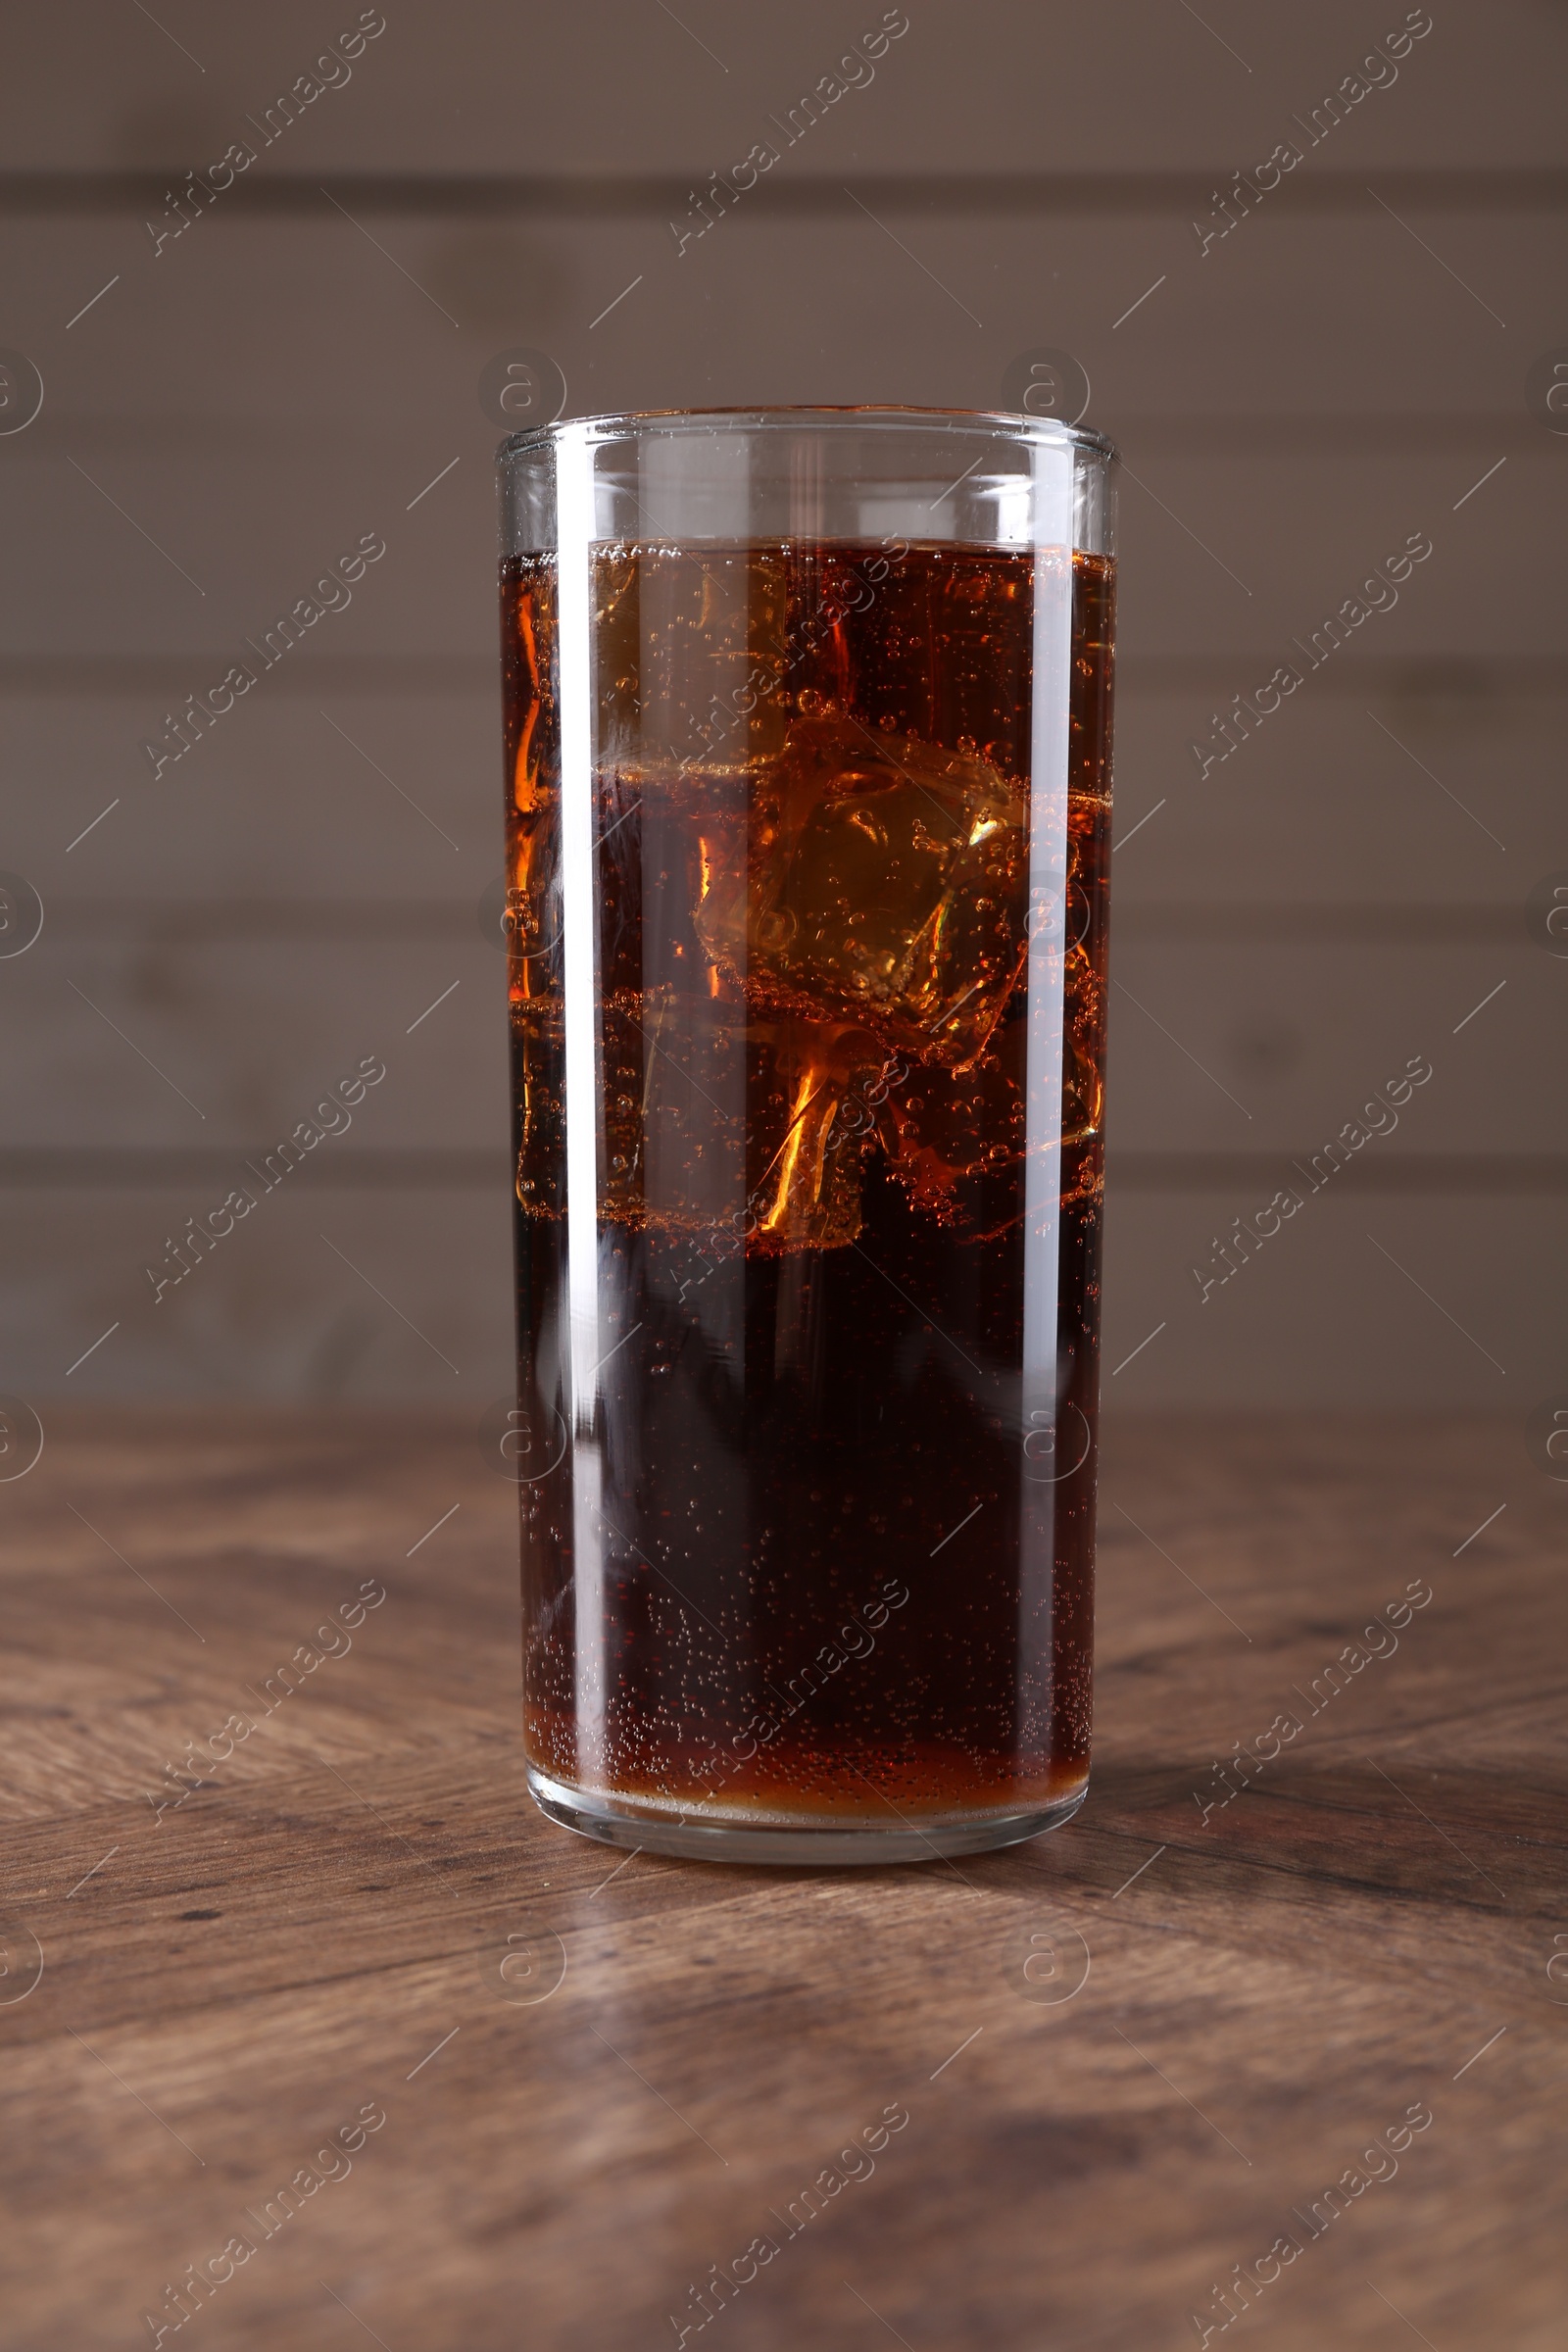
[{"x1": 0, "y1": 0, "x2": 1562, "y2": 1408}]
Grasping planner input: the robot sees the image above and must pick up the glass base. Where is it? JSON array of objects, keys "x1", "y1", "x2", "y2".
[{"x1": 527, "y1": 1767, "x2": 1088, "y2": 1867}]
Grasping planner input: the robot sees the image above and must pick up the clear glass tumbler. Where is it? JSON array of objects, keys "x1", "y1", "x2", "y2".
[{"x1": 498, "y1": 408, "x2": 1115, "y2": 1862}]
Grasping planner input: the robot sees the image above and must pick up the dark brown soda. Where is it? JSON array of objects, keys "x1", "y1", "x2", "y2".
[{"x1": 502, "y1": 538, "x2": 1113, "y2": 1825}]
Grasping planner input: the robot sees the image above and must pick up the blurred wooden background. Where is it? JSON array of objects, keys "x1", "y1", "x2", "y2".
[{"x1": 0, "y1": 0, "x2": 1562, "y2": 1408}]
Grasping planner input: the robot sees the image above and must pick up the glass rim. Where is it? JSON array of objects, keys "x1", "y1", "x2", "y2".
[{"x1": 497, "y1": 403, "x2": 1117, "y2": 467}]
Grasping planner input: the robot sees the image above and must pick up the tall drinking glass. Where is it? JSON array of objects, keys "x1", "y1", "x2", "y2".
[{"x1": 498, "y1": 408, "x2": 1115, "y2": 1862}]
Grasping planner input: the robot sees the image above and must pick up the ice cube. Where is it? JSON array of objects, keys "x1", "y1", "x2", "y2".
[
  {"x1": 693, "y1": 709, "x2": 1029, "y2": 1066},
  {"x1": 873, "y1": 1021, "x2": 1027, "y2": 1221},
  {"x1": 742, "y1": 1017, "x2": 882, "y2": 1251}
]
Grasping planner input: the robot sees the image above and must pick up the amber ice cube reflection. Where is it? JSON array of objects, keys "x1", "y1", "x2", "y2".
[{"x1": 673, "y1": 705, "x2": 1027, "y2": 1245}]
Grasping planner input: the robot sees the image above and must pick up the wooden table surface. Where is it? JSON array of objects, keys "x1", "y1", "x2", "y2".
[{"x1": 2, "y1": 1406, "x2": 1562, "y2": 2352}]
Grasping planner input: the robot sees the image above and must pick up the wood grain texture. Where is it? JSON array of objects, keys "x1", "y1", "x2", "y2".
[{"x1": 1, "y1": 1407, "x2": 1562, "y2": 2351}]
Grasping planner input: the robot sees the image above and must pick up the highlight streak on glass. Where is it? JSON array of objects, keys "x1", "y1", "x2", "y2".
[
  {"x1": 558, "y1": 425, "x2": 600, "y2": 1434},
  {"x1": 555, "y1": 422, "x2": 608, "y2": 1783},
  {"x1": 1021, "y1": 440, "x2": 1075, "y2": 1414},
  {"x1": 1017, "y1": 437, "x2": 1076, "y2": 1706}
]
